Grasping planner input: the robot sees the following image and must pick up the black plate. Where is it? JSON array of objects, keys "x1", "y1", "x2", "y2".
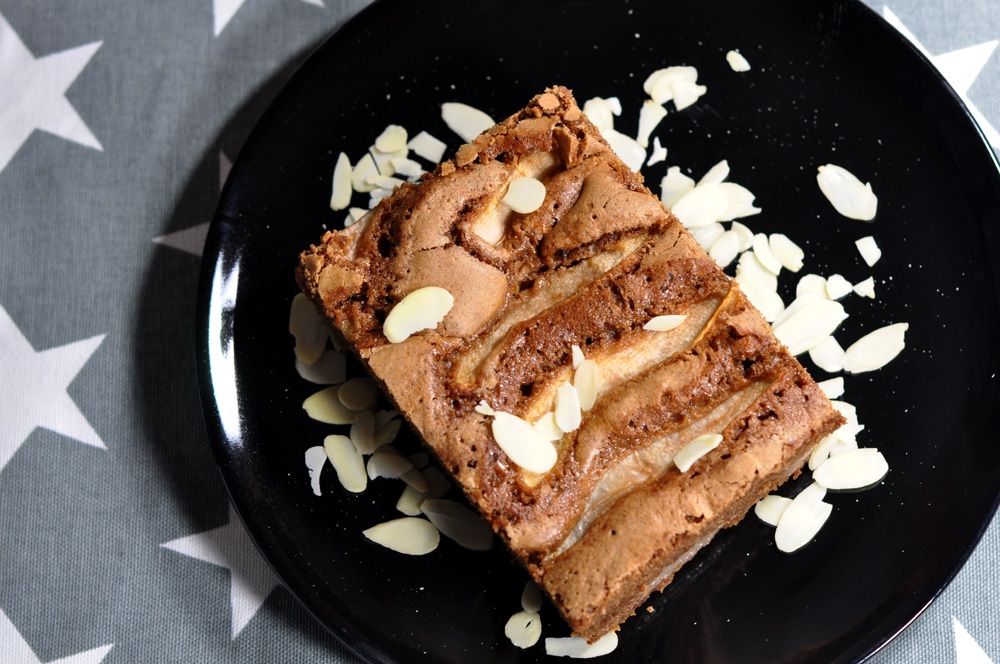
[{"x1": 196, "y1": 1, "x2": 1000, "y2": 662}]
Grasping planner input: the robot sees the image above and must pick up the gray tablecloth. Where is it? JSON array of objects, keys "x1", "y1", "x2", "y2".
[{"x1": 1, "y1": 1, "x2": 998, "y2": 661}]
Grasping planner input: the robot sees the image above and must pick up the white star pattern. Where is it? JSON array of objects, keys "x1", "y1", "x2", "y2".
[
  {"x1": 955, "y1": 616, "x2": 997, "y2": 664},
  {"x1": 0, "y1": 606, "x2": 112, "y2": 664},
  {"x1": 883, "y1": 6, "x2": 1000, "y2": 147},
  {"x1": 0, "y1": 11, "x2": 102, "y2": 175},
  {"x1": 213, "y1": 0, "x2": 325, "y2": 36},
  {"x1": 161, "y1": 504, "x2": 280, "y2": 639},
  {"x1": 152, "y1": 151, "x2": 231, "y2": 256},
  {"x1": 0, "y1": 305, "x2": 105, "y2": 473}
]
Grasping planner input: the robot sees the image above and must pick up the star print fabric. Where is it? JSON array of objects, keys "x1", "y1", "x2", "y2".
[{"x1": 0, "y1": 1, "x2": 998, "y2": 663}]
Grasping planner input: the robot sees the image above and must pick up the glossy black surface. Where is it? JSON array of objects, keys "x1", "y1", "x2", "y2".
[{"x1": 196, "y1": 1, "x2": 1000, "y2": 662}]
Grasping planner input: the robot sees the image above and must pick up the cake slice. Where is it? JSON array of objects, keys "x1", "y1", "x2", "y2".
[{"x1": 296, "y1": 86, "x2": 845, "y2": 641}]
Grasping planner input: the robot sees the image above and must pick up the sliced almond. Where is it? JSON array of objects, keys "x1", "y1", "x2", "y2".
[
  {"x1": 769, "y1": 233, "x2": 804, "y2": 272},
  {"x1": 708, "y1": 230, "x2": 740, "y2": 268},
  {"x1": 853, "y1": 276, "x2": 876, "y2": 299},
  {"x1": 573, "y1": 359, "x2": 599, "y2": 412},
  {"x1": 363, "y1": 517, "x2": 439, "y2": 555},
  {"x1": 636, "y1": 99, "x2": 668, "y2": 148},
  {"x1": 841, "y1": 323, "x2": 908, "y2": 373},
  {"x1": 571, "y1": 344, "x2": 585, "y2": 369},
  {"x1": 735, "y1": 251, "x2": 784, "y2": 322},
  {"x1": 407, "y1": 130, "x2": 447, "y2": 164},
  {"x1": 752, "y1": 234, "x2": 782, "y2": 275},
  {"x1": 726, "y1": 50, "x2": 751, "y2": 72},
  {"x1": 532, "y1": 412, "x2": 564, "y2": 442},
  {"x1": 350, "y1": 409, "x2": 377, "y2": 454},
  {"x1": 374, "y1": 124, "x2": 408, "y2": 153},
  {"x1": 825, "y1": 273, "x2": 853, "y2": 300},
  {"x1": 644, "y1": 66, "x2": 698, "y2": 104},
  {"x1": 816, "y1": 163, "x2": 878, "y2": 221},
  {"x1": 324, "y1": 434, "x2": 367, "y2": 493},
  {"x1": 670, "y1": 79, "x2": 707, "y2": 111},
  {"x1": 304, "y1": 446, "x2": 328, "y2": 497},
  {"x1": 644, "y1": 314, "x2": 687, "y2": 331},
  {"x1": 303, "y1": 386, "x2": 355, "y2": 425},
  {"x1": 383, "y1": 286, "x2": 455, "y2": 344},
  {"x1": 816, "y1": 377, "x2": 845, "y2": 399},
  {"x1": 474, "y1": 400, "x2": 496, "y2": 416},
  {"x1": 502, "y1": 176, "x2": 546, "y2": 214},
  {"x1": 491, "y1": 412, "x2": 558, "y2": 474},
  {"x1": 338, "y1": 376, "x2": 379, "y2": 411},
  {"x1": 674, "y1": 433, "x2": 723, "y2": 472},
  {"x1": 289, "y1": 293, "x2": 328, "y2": 366},
  {"x1": 373, "y1": 417, "x2": 402, "y2": 449},
  {"x1": 855, "y1": 236, "x2": 882, "y2": 266},
  {"x1": 367, "y1": 449, "x2": 414, "y2": 480},
  {"x1": 774, "y1": 483, "x2": 832, "y2": 553},
  {"x1": 505, "y1": 610, "x2": 542, "y2": 649},
  {"x1": 554, "y1": 381, "x2": 582, "y2": 433},
  {"x1": 521, "y1": 581, "x2": 544, "y2": 613},
  {"x1": 808, "y1": 335, "x2": 845, "y2": 373},
  {"x1": 545, "y1": 632, "x2": 619, "y2": 658},
  {"x1": 295, "y1": 349, "x2": 347, "y2": 384},
  {"x1": 441, "y1": 102, "x2": 494, "y2": 143},
  {"x1": 717, "y1": 182, "x2": 761, "y2": 221},
  {"x1": 660, "y1": 166, "x2": 695, "y2": 209},
  {"x1": 796, "y1": 273, "x2": 829, "y2": 299},
  {"x1": 390, "y1": 156, "x2": 425, "y2": 180},
  {"x1": 772, "y1": 299, "x2": 848, "y2": 356},
  {"x1": 813, "y1": 448, "x2": 888, "y2": 491},
  {"x1": 582, "y1": 97, "x2": 620, "y2": 133},
  {"x1": 420, "y1": 498, "x2": 494, "y2": 551},
  {"x1": 730, "y1": 220, "x2": 754, "y2": 251},
  {"x1": 646, "y1": 136, "x2": 668, "y2": 167},
  {"x1": 351, "y1": 153, "x2": 380, "y2": 193},
  {"x1": 671, "y1": 182, "x2": 727, "y2": 228},
  {"x1": 603, "y1": 128, "x2": 646, "y2": 172},
  {"x1": 329, "y1": 152, "x2": 353, "y2": 211},
  {"x1": 754, "y1": 494, "x2": 792, "y2": 527},
  {"x1": 690, "y1": 221, "x2": 726, "y2": 251}
]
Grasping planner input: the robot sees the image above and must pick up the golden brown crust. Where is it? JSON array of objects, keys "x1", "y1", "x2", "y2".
[{"x1": 296, "y1": 86, "x2": 845, "y2": 642}]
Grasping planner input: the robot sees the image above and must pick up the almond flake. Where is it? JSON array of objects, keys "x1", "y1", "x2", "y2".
[
  {"x1": 351, "y1": 153, "x2": 380, "y2": 193},
  {"x1": 532, "y1": 412, "x2": 564, "y2": 441},
  {"x1": 646, "y1": 136, "x2": 667, "y2": 166},
  {"x1": 367, "y1": 449, "x2": 414, "y2": 480},
  {"x1": 475, "y1": 400, "x2": 496, "y2": 416},
  {"x1": 717, "y1": 182, "x2": 761, "y2": 221},
  {"x1": 644, "y1": 314, "x2": 687, "y2": 331},
  {"x1": 603, "y1": 128, "x2": 646, "y2": 172},
  {"x1": 825, "y1": 273, "x2": 853, "y2": 300},
  {"x1": 374, "y1": 124, "x2": 408, "y2": 153},
  {"x1": 390, "y1": 156, "x2": 425, "y2": 179},
  {"x1": 769, "y1": 233, "x2": 804, "y2": 272},
  {"x1": 545, "y1": 632, "x2": 619, "y2": 658},
  {"x1": 441, "y1": 102, "x2": 494, "y2": 143},
  {"x1": 491, "y1": 412, "x2": 558, "y2": 474},
  {"x1": 636, "y1": 100, "x2": 668, "y2": 148},
  {"x1": 752, "y1": 234, "x2": 782, "y2": 275},
  {"x1": 670, "y1": 79, "x2": 707, "y2": 111},
  {"x1": 796, "y1": 273, "x2": 829, "y2": 299},
  {"x1": 363, "y1": 517, "x2": 439, "y2": 555},
  {"x1": 754, "y1": 494, "x2": 792, "y2": 526},
  {"x1": 554, "y1": 381, "x2": 582, "y2": 433},
  {"x1": 373, "y1": 417, "x2": 402, "y2": 448},
  {"x1": 420, "y1": 498, "x2": 494, "y2": 551},
  {"x1": 855, "y1": 236, "x2": 882, "y2": 266},
  {"x1": 774, "y1": 483, "x2": 831, "y2": 553},
  {"x1": 396, "y1": 484, "x2": 425, "y2": 516},
  {"x1": 521, "y1": 581, "x2": 544, "y2": 613},
  {"x1": 813, "y1": 448, "x2": 888, "y2": 491},
  {"x1": 841, "y1": 322, "x2": 908, "y2": 373},
  {"x1": 571, "y1": 344, "x2": 585, "y2": 369},
  {"x1": 697, "y1": 159, "x2": 730, "y2": 187},
  {"x1": 305, "y1": 446, "x2": 327, "y2": 496},
  {"x1": 816, "y1": 163, "x2": 878, "y2": 221},
  {"x1": 383, "y1": 286, "x2": 455, "y2": 344},
  {"x1": 726, "y1": 50, "x2": 751, "y2": 72},
  {"x1": 735, "y1": 251, "x2": 785, "y2": 322},
  {"x1": 502, "y1": 176, "x2": 546, "y2": 214},
  {"x1": 350, "y1": 409, "x2": 377, "y2": 454},
  {"x1": 671, "y1": 183, "x2": 728, "y2": 228},
  {"x1": 808, "y1": 335, "x2": 845, "y2": 373},
  {"x1": 691, "y1": 222, "x2": 726, "y2": 252},
  {"x1": 582, "y1": 97, "x2": 621, "y2": 133},
  {"x1": 644, "y1": 66, "x2": 698, "y2": 105},
  {"x1": 674, "y1": 433, "x2": 723, "y2": 472},
  {"x1": 772, "y1": 299, "x2": 848, "y2": 356},
  {"x1": 505, "y1": 610, "x2": 542, "y2": 649},
  {"x1": 329, "y1": 152, "x2": 353, "y2": 211},
  {"x1": 660, "y1": 166, "x2": 696, "y2": 209},
  {"x1": 574, "y1": 359, "x2": 599, "y2": 412},
  {"x1": 407, "y1": 130, "x2": 447, "y2": 163},
  {"x1": 708, "y1": 230, "x2": 740, "y2": 267},
  {"x1": 730, "y1": 221, "x2": 754, "y2": 251},
  {"x1": 816, "y1": 377, "x2": 845, "y2": 399},
  {"x1": 853, "y1": 276, "x2": 876, "y2": 299},
  {"x1": 303, "y1": 386, "x2": 355, "y2": 425},
  {"x1": 338, "y1": 376, "x2": 379, "y2": 411},
  {"x1": 289, "y1": 293, "x2": 328, "y2": 366},
  {"x1": 324, "y1": 434, "x2": 368, "y2": 493},
  {"x1": 295, "y1": 349, "x2": 347, "y2": 384},
  {"x1": 400, "y1": 466, "x2": 430, "y2": 493}
]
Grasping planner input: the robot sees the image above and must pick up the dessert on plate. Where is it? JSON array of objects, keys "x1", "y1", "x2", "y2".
[{"x1": 296, "y1": 86, "x2": 845, "y2": 641}]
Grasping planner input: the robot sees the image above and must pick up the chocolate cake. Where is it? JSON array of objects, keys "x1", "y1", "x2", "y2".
[{"x1": 296, "y1": 86, "x2": 845, "y2": 641}]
